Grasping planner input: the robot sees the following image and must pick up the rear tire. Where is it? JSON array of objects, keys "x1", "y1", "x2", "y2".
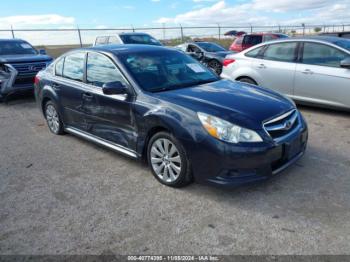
[
  {"x1": 208, "y1": 60, "x2": 222, "y2": 75},
  {"x1": 147, "y1": 131, "x2": 192, "y2": 188},
  {"x1": 44, "y1": 100, "x2": 65, "y2": 135},
  {"x1": 237, "y1": 77, "x2": 257, "y2": 85}
]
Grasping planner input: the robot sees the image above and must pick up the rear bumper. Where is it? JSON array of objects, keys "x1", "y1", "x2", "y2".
[{"x1": 187, "y1": 120, "x2": 308, "y2": 187}]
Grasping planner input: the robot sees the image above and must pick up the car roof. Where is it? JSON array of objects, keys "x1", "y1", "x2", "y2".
[
  {"x1": 0, "y1": 38, "x2": 27, "y2": 42},
  {"x1": 265, "y1": 35, "x2": 350, "y2": 44},
  {"x1": 85, "y1": 44, "x2": 171, "y2": 55}
]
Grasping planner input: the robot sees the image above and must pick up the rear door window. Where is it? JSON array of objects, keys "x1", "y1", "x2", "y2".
[
  {"x1": 262, "y1": 42, "x2": 298, "y2": 62},
  {"x1": 55, "y1": 57, "x2": 64, "y2": 76},
  {"x1": 302, "y1": 42, "x2": 347, "y2": 67},
  {"x1": 62, "y1": 52, "x2": 85, "y2": 82},
  {"x1": 108, "y1": 36, "x2": 121, "y2": 44}
]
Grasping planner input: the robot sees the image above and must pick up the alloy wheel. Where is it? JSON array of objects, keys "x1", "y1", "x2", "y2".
[
  {"x1": 46, "y1": 104, "x2": 60, "y2": 134},
  {"x1": 150, "y1": 138, "x2": 182, "y2": 183}
]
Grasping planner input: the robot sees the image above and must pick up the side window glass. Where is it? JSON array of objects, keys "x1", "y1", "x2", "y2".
[
  {"x1": 302, "y1": 42, "x2": 347, "y2": 67},
  {"x1": 263, "y1": 42, "x2": 297, "y2": 62},
  {"x1": 245, "y1": 46, "x2": 264, "y2": 58},
  {"x1": 95, "y1": 36, "x2": 108, "y2": 46},
  {"x1": 243, "y1": 35, "x2": 263, "y2": 45},
  {"x1": 62, "y1": 52, "x2": 85, "y2": 82},
  {"x1": 108, "y1": 36, "x2": 120, "y2": 44},
  {"x1": 55, "y1": 57, "x2": 64, "y2": 76},
  {"x1": 86, "y1": 52, "x2": 126, "y2": 87}
]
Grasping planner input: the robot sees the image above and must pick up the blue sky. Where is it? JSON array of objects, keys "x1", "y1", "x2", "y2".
[{"x1": 0, "y1": 0, "x2": 349, "y2": 29}]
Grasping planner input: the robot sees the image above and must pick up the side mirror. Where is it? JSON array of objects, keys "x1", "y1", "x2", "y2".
[
  {"x1": 102, "y1": 81, "x2": 128, "y2": 95},
  {"x1": 340, "y1": 57, "x2": 350, "y2": 69},
  {"x1": 39, "y1": 49, "x2": 46, "y2": 55}
]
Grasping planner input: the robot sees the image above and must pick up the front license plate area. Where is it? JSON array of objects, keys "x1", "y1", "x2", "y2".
[{"x1": 287, "y1": 136, "x2": 301, "y2": 159}]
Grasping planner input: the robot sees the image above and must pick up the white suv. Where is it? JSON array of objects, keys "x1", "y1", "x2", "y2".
[{"x1": 94, "y1": 32, "x2": 162, "y2": 47}]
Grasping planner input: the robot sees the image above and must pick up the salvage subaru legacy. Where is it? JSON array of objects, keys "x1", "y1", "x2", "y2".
[{"x1": 35, "y1": 45, "x2": 308, "y2": 187}]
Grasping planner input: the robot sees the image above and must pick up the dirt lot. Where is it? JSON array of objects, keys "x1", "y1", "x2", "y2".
[{"x1": 0, "y1": 96, "x2": 349, "y2": 255}]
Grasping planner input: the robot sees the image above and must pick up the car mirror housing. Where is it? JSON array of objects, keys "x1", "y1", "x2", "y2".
[
  {"x1": 102, "y1": 81, "x2": 128, "y2": 95},
  {"x1": 340, "y1": 57, "x2": 350, "y2": 69}
]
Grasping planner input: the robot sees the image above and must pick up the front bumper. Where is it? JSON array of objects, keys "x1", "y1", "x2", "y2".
[{"x1": 188, "y1": 119, "x2": 308, "y2": 187}]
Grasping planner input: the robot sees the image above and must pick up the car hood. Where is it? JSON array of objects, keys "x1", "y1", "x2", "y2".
[
  {"x1": 155, "y1": 79, "x2": 294, "y2": 130},
  {"x1": 0, "y1": 54, "x2": 53, "y2": 63}
]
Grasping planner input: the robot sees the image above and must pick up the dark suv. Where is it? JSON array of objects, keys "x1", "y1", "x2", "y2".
[
  {"x1": 0, "y1": 39, "x2": 53, "y2": 100},
  {"x1": 229, "y1": 33, "x2": 288, "y2": 52}
]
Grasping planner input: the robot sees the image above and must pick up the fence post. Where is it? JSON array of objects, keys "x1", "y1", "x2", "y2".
[
  {"x1": 218, "y1": 24, "x2": 221, "y2": 40},
  {"x1": 342, "y1": 24, "x2": 345, "y2": 32},
  {"x1": 180, "y1": 24, "x2": 184, "y2": 43},
  {"x1": 77, "y1": 27, "x2": 83, "y2": 47},
  {"x1": 250, "y1": 25, "x2": 253, "y2": 33},
  {"x1": 11, "y1": 25, "x2": 15, "y2": 38}
]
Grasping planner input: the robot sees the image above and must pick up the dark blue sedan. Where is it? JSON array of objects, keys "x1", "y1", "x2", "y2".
[{"x1": 34, "y1": 44, "x2": 308, "y2": 187}]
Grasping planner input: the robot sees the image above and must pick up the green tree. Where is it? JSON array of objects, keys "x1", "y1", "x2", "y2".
[{"x1": 314, "y1": 27, "x2": 322, "y2": 33}]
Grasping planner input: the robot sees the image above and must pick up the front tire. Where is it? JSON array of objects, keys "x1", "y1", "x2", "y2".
[
  {"x1": 44, "y1": 101, "x2": 65, "y2": 135},
  {"x1": 147, "y1": 132, "x2": 192, "y2": 188}
]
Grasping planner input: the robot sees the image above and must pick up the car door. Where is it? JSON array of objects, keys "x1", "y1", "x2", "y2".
[
  {"x1": 251, "y1": 42, "x2": 298, "y2": 96},
  {"x1": 51, "y1": 52, "x2": 88, "y2": 130},
  {"x1": 84, "y1": 51, "x2": 136, "y2": 150},
  {"x1": 294, "y1": 42, "x2": 350, "y2": 108}
]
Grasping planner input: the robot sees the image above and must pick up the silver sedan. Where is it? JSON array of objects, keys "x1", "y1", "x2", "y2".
[{"x1": 221, "y1": 36, "x2": 350, "y2": 110}]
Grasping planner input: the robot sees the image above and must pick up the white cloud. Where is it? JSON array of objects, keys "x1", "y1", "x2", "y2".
[
  {"x1": 0, "y1": 14, "x2": 75, "y2": 28},
  {"x1": 155, "y1": 0, "x2": 350, "y2": 25}
]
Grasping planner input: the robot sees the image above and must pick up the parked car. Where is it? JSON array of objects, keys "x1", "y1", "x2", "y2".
[
  {"x1": 35, "y1": 45, "x2": 308, "y2": 188},
  {"x1": 176, "y1": 42, "x2": 234, "y2": 75},
  {"x1": 229, "y1": 33, "x2": 289, "y2": 52},
  {"x1": 0, "y1": 39, "x2": 53, "y2": 101},
  {"x1": 221, "y1": 36, "x2": 350, "y2": 110},
  {"x1": 94, "y1": 32, "x2": 162, "y2": 46},
  {"x1": 319, "y1": 32, "x2": 350, "y2": 39}
]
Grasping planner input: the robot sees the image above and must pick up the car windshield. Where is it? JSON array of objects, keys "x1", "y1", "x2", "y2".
[
  {"x1": 0, "y1": 41, "x2": 37, "y2": 55},
  {"x1": 196, "y1": 42, "x2": 226, "y2": 52},
  {"x1": 334, "y1": 39, "x2": 350, "y2": 52},
  {"x1": 119, "y1": 49, "x2": 219, "y2": 92},
  {"x1": 120, "y1": 35, "x2": 162, "y2": 46}
]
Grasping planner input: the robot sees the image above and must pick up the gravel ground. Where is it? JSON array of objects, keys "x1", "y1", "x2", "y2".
[{"x1": 0, "y1": 96, "x2": 349, "y2": 255}]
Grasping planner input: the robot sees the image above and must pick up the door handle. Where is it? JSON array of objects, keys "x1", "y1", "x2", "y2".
[
  {"x1": 82, "y1": 93, "x2": 93, "y2": 101},
  {"x1": 52, "y1": 82, "x2": 61, "y2": 90},
  {"x1": 257, "y1": 63, "x2": 266, "y2": 69},
  {"x1": 302, "y1": 69, "x2": 314, "y2": 74}
]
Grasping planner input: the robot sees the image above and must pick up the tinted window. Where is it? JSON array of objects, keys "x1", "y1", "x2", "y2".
[
  {"x1": 0, "y1": 41, "x2": 37, "y2": 55},
  {"x1": 95, "y1": 36, "x2": 108, "y2": 46},
  {"x1": 87, "y1": 52, "x2": 125, "y2": 87},
  {"x1": 120, "y1": 34, "x2": 162, "y2": 46},
  {"x1": 119, "y1": 50, "x2": 218, "y2": 92},
  {"x1": 243, "y1": 35, "x2": 263, "y2": 45},
  {"x1": 245, "y1": 46, "x2": 264, "y2": 58},
  {"x1": 62, "y1": 52, "x2": 85, "y2": 82},
  {"x1": 302, "y1": 42, "x2": 347, "y2": 67},
  {"x1": 263, "y1": 42, "x2": 297, "y2": 62},
  {"x1": 187, "y1": 44, "x2": 201, "y2": 53},
  {"x1": 55, "y1": 57, "x2": 64, "y2": 76}
]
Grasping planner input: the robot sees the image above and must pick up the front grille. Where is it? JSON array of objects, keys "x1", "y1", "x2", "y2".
[
  {"x1": 14, "y1": 76, "x2": 35, "y2": 86},
  {"x1": 264, "y1": 110, "x2": 299, "y2": 140},
  {"x1": 11, "y1": 62, "x2": 47, "y2": 76}
]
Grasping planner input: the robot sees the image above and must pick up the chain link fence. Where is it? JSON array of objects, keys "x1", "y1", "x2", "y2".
[{"x1": 1, "y1": 24, "x2": 349, "y2": 57}]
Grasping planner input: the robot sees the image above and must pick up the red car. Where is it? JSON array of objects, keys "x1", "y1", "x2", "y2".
[{"x1": 229, "y1": 33, "x2": 288, "y2": 52}]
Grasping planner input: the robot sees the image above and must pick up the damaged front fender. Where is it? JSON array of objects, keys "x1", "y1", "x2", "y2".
[{"x1": 0, "y1": 64, "x2": 18, "y2": 96}]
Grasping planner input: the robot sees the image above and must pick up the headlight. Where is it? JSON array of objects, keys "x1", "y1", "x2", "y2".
[{"x1": 197, "y1": 112, "x2": 263, "y2": 143}]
